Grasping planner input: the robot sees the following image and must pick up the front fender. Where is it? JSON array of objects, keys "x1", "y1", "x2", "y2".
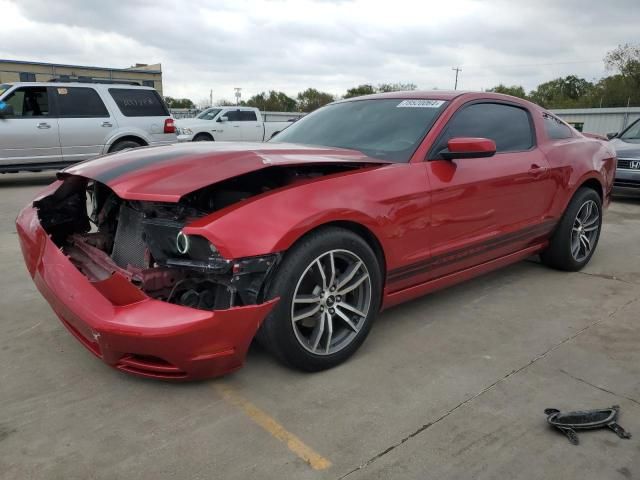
[
  {"x1": 182, "y1": 163, "x2": 431, "y2": 270},
  {"x1": 184, "y1": 184, "x2": 384, "y2": 259}
]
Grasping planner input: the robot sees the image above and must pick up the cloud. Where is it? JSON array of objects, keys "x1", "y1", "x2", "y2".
[{"x1": 1, "y1": 0, "x2": 638, "y2": 102}]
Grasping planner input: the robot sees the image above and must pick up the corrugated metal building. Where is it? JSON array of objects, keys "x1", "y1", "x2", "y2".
[{"x1": 552, "y1": 107, "x2": 640, "y2": 136}]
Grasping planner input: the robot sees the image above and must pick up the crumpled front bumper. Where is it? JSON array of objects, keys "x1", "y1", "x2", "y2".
[{"x1": 15, "y1": 184, "x2": 277, "y2": 381}]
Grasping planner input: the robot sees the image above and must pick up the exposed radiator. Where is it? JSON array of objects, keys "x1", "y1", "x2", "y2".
[{"x1": 111, "y1": 205, "x2": 146, "y2": 268}]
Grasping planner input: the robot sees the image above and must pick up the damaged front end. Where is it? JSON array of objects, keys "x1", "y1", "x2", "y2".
[
  {"x1": 17, "y1": 173, "x2": 291, "y2": 380},
  {"x1": 18, "y1": 161, "x2": 371, "y2": 379},
  {"x1": 35, "y1": 174, "x2": 280, "y2": 311}
]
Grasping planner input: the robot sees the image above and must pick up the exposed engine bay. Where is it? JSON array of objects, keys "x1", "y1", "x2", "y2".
[{"x1": 34, "y1": 164, "x2": 359, "y2": 310}]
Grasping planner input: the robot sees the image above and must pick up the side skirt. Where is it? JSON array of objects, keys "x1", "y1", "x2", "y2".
[{"x1": 381, "y1": 242, "x2": 547, "y2": 310}]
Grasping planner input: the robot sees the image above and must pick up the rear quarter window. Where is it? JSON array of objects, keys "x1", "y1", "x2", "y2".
[
  {"x1": 108, "y1": 88, "x2": 169, "y2": 117},
  {"x1": 543, "y1": 113, "x2": 574, "y2": 140}
]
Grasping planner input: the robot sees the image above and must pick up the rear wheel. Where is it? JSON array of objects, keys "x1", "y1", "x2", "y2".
[
  {"x1": 110, "y1": 139, "x2": 142, "y2": 152},
  {"x1": 259, "y1": 227, "x2": 382, "y2": 371},
  {"x1": 541, "y1": 188, "x2": 602, "y2": 271}
]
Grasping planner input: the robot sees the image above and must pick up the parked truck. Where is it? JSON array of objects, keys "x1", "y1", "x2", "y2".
[{"x1": 175, "y1": 106, "x2": 296, "y2": 142}]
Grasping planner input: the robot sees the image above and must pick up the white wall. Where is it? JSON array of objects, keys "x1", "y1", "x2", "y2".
[{"x1": 552, "y1": 108, "x2": 640, "y2": 135}]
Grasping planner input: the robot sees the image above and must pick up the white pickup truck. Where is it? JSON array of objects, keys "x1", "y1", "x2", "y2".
[{"x1": 176, "y1": 106, "x2": 295, "y2": 142}]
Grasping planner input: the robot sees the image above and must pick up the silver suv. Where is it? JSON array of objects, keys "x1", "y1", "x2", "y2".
[{"x1": 0, "y1": 82, "x2": 177, "y2": 173}]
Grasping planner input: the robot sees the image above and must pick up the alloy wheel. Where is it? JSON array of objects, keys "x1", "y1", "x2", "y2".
[
  {"x1": 291, "y1": 249, "x2": 372, "y2": 355},
  {"x1": 571, "y1": 199, "x2": 600, "y2": 262}
]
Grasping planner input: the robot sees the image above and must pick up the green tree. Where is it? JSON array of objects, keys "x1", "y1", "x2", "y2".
[
  {"x1": 589, "y1": 75, "x2": 640, "y2": 108},
  {"x1": 344, "y1": 84, "x2": 377, "y2": 98},
  {"x1": 486, "y1": 84, "x2": 527, "y2": 99},
  {"x1": 164, "y1": 96, "x2": 195, "y2": 109},
  {"x1": 245, "y1": 90, "x2": 297, "y2": 112},
  {"x1": 377, "y1": 82, "x2": 417, "y2": 92},
  {"x1": 605, "y1": 43, "x2": 640, "y2": 88},
  {"x1": 297, "y1": 88, "x2": 334, "y2": 112},
  {"x1": 528, "y1": 76, "x2": 593, "y2": 108},
  {"x1": 344, "y1": 82, "x2": 417, "y2": 99}
]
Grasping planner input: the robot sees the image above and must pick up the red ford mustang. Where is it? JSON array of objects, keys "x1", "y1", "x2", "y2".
[{"x1": 17, "y1": 91, "x2": 616, "y2": 380}]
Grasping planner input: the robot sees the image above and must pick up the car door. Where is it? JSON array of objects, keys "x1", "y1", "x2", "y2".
[
  {"x1": 215, "y1": 109, "x2": 243, "y2": 141},
  {"x1": 239, "y1": 109, "x2": 263, "y2": 141},
  {"x1": 55, "y1": 86, "x2": 115, "y2": 163},
  {"x1": 423, "y1": 101, "x2": 556, "y2": 282},
  {"x1": 0, "y1": 86, "x2": 62, "y2": 167}
]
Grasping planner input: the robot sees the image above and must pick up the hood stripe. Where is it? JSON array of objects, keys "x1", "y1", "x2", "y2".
[{"x1": 89, "y1": 150, "x2": 191, "y2": 184}]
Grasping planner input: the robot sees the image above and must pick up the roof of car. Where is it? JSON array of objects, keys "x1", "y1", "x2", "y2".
[
  {"x1": 348, "y1": 90, "x2": 465, "y2": 101},
  {"x1": 1, "y1": 82, "x2": 156, "y2": 90},
  {"x1": 335, "y1": 90, "x2": 541, "y2": 110}
]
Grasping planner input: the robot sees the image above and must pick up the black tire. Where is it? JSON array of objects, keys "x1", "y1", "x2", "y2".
[
  {"x1": 541, "y1": 187, "x2": 602, "y2": 271},
  {"x1": 110, "y1": 140, "x2": 142, "y2": 153},
  {"x1": 193, "y1": 133, "x2": 213, "y2": 142},
  {"x1": 258, "y1": 227, "x2": 382, "y2": 372}
]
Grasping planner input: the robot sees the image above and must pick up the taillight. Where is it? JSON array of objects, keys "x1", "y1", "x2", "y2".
[{"x1": 164, "y1": 118, "x2": 176, "y2": 134}]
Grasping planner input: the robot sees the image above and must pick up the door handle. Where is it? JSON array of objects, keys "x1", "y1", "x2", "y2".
[
  {"x1": 101, "y1": 121, "x2": 113, "y2": 127},
  {"x1": 37, "y1": 122, "x2": 51, "y2": 129},
  {"x1": 233, "y1": 125, "x2": 240, "y2": 128},
  {"x1": 528, "y1": 164, "x2": 548, "y2": 177}
]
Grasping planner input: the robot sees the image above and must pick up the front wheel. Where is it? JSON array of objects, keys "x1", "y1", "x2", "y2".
[
  {"x1": 258, "y1": 227, "x2": 382, "y2": 372},
  {"x1": 541, "y1": 188, "x2": 602, "y2": 271}
]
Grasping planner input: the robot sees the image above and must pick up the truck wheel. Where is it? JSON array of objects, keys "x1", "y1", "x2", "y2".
[
  {"x1": 110, "y1": 140, "x2": 142, "y2": 152},
  {"x1": 258, "y1": 227, "x2": 382, "y2": 372},
  {"x1": 193, "y1": 133, "x2": 213, "y2": 142}
]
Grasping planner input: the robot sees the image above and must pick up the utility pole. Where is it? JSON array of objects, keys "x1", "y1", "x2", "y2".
[
  {"x1": 452, "y1": 67, "x2": 462, "y2": 90},
  {"x1": 209, "y1": 89, "x2": 213, "y2": 107},
  {"x1": 234, "y1": 87, "x2": 242, "y2": 106}
]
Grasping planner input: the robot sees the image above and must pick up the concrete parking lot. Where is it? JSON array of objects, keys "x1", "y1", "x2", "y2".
[{"x1": 1, "y1": 172, "x2": 639, "y2": 480}]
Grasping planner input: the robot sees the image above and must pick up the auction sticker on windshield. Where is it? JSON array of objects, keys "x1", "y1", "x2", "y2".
[{"x1": 397, "y1": 100, "x2": 445, "y2": 108}]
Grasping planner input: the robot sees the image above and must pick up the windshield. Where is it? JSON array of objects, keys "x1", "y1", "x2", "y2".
[
  {"x1": 196, "y1": 108, "x2": 221, "y2": 120},
  {"x1": 620, "y1": 119, "x2": 640, "y2": 143},
  {"x1": 271, "y1": 98, "x2": 448, "y2": 162},
  {"x1": 0, "y1": 84, "x2": 10, "y2": 97}
]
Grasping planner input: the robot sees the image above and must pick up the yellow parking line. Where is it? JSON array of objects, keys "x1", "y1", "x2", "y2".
[{"x1": 215, "y1": 384, "x2": 332, "y2": 470}]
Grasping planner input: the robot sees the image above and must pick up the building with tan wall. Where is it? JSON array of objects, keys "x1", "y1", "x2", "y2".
[{"x1": 0, "y1": 59, "x2": 163, "y2": 94}]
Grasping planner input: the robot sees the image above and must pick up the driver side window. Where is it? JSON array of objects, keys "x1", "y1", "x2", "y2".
[
  {"x1": 432, "y1": 102, "x2": 534, "y2": 158},
  {"x1": 4, "y1": 87, "x2": 50, "y2": 117}
]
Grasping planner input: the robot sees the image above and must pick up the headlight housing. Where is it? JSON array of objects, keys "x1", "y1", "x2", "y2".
[
  {"x1": 176, "y1": 232, "x2": 219, "y2": 260},
  {"x1": 166, "y1": 232, "x2": 229, "y2": 272},
  {"x1": 178, "y1": 127, "x2": 193, "y2": 135}
]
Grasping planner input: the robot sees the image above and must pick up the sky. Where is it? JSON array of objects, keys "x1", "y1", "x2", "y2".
[{"x1": 1, "y1": 0, "x2": 638, "y2": 105}]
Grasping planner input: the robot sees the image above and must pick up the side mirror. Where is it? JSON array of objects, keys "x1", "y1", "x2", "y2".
[
  {"x1": 606, "y1": 132, "x2": 618, "y2": 140},
  {"x1": 0, "y1": 101, "x2": 14, "y2": 117},
  {"x1": 441, "y1": 137, "x2": 496, "y2": 160},
  {"x1": 218, "y1": 116, "x2": 228, "y2": 123}
]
